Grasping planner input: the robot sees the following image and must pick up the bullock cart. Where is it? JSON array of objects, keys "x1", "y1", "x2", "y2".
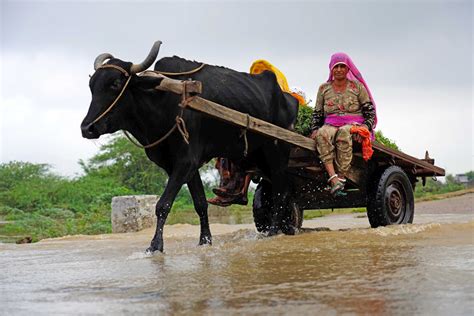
[{"x1": 149, "y1": 73, "x2": 445, "y2": 231}]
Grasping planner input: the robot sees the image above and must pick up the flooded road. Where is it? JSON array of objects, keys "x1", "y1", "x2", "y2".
[{"x1": 1, "y1": 194, "x2": 473, "y2": 315}]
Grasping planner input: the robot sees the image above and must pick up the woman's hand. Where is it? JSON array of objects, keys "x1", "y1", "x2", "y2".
[
  {"x1": 310, "y1": 129, "x2": 319, "y2": 140},
  {"x1": 353, "y1": 124, "x2": 369, "y2": 143}
]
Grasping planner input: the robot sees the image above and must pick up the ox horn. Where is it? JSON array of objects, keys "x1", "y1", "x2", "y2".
[
  {"x1": 130, "y1": 40, "x2": 162, "y2": 74},
  {"x1": 94, "y1": 53, "x2": 114, "y2": 70}
]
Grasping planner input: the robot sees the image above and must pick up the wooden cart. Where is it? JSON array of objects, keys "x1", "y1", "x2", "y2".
[{"x1": 154, "y1": 75, "x2": 446, "y2": 231}]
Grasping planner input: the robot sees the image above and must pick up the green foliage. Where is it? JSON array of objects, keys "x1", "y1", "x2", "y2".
[
  {"x1": 0, "y1": 160, "x2": 131, "y2": 242},
  {"x1": 374, "y1": 130, "x2": 399, "y2": 150},
  {"x1": 0, "y1": 162, "x2": 64, "y2": 211},
  {"x1": 294, "y1": 105, "x2": 313, "y2": 136},
  {"x1": 1, "y1": 206, "x2": 111, "y2": 242},
  {"x1": 0, "y1": 161, "x2": 52, "y2": 191},
  {"x1": 0, "y1": 134, "x2": 210, "y2": 242},
  {"x1": 0, "y1": 162, "x2": 132, "y2": 214},
  {"x1": 80, "y1": 134, "x2": 168, "y2": 194},
  {"x1": 414, "y1": 175, "x2": 465, "y2": 198}
]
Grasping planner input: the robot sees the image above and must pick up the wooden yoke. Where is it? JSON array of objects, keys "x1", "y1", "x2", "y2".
[{"x1": 140, "y1": 71, "x2": 202, "y2": 95}]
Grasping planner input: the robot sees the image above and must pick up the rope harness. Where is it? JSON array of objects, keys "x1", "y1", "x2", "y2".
[
  {"x1": 240, "y1": 114, "x2": 250, "y2": 157},
  {"x1": 90, "y1": 64, "x2": 203, "y2": 149},
  {"x1": 152, "y1": 63, "x2": 206, "y2": 76}
]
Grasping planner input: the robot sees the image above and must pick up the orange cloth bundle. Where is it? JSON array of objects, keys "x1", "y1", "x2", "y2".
[{"x1": 350, "y1": 126, "x2": 374, "y2": 161}]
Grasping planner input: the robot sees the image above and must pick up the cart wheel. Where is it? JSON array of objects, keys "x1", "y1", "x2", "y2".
[
  {"x1": 290, "y1": 201, "x2": 303, "y2": 231},
  {"x1": 252, "y1": 180, "x2": 272, "y2": 233},
  {"x1": 367, "y1": 166, "x2": 414, "y2": 228}
]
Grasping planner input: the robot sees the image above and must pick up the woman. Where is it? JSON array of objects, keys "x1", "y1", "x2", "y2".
[{"x1": 310, "y1": 52, "x2": 376, "y2": 195}]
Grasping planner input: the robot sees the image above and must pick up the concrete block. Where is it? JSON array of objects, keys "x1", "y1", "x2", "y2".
[{"x1": 111, "y1": 195, "x2": 159, "y2": 233}]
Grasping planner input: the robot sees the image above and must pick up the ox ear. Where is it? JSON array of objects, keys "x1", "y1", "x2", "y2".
[{"x1": 133, "y1": 76, "x2": 165, "y2": 90}]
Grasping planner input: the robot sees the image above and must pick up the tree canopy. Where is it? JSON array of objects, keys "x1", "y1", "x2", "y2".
[{"x1": 79, "y1": 134, "x2": 168, "y2": 194}]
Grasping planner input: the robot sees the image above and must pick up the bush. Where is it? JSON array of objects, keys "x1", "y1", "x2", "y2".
[
  {"x1": 374, "y1": 130, "x2": 399, "y2": 150},
  {"x1": 294, "y1": 105, "x2": 313, "y2": 136},
  {"x1": 415, "y1": 175, "x2": 465, "y2": 198}
]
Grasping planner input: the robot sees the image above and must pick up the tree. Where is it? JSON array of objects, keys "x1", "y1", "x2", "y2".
[
  {"x1": 0, "y1": 161, "x2": 54, "y2": 191},
  {"x1": 79, "y1": 133, "x2": 168, "y2": 194}
]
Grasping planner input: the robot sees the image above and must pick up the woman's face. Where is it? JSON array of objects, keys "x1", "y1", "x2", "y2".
[{"x1": 332, "y1": 63, "x2": 349, "y2": 80}]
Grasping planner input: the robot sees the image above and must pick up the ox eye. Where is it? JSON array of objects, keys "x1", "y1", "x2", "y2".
[{"x1": 110, "y1": 79, "x2": 122, "y2": 90}]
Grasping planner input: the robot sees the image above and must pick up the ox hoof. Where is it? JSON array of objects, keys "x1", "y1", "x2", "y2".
[
  {"x1": 199, "y1": 235, "x2": 212, "y2": 246},
  {"x1": 145, "y1": 243, "x2": 163, "y2": 254}
]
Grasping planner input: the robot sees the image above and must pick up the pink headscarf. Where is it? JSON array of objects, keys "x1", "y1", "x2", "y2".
[{"x1": 327, "y1": 52, "x2": 377, "y2": 129}]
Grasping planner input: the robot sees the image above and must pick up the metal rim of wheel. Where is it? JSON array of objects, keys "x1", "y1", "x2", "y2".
[{"x1": 385, "y1": 180, "x2": 407, "y2": 224}]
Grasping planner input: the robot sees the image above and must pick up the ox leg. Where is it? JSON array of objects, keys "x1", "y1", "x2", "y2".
[
  {"x1": 147, "y1": 167, "x2": 195, "y2": 253},
  {"x1": 188, "y1": 172, "x2": 212, "y2": 246}
]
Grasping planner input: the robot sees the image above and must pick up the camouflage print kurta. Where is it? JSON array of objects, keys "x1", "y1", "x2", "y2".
[{"x1": 311, "y1": 80, "x2": 376, "y2": 175}]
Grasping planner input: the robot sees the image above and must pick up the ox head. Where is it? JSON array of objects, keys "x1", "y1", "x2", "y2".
[{"x1": 81, "y1": 41, "x2": 164, "y2": 139}]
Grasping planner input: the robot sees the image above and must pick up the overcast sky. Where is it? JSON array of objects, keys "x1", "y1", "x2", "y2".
[{"x1": 1, "y1": 0, "x2": 472, "y2": 177}]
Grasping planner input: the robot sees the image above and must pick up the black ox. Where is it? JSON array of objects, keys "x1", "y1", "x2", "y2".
[{"x1": 81, "y1": 41, "x2": 298, "y2": 253}]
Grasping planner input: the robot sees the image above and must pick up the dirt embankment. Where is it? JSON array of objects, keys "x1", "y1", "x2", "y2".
[{"x1": 415, "y1": 193, "x2": 473, "y2": 215}]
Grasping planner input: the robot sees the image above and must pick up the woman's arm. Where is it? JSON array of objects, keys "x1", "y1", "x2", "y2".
[
  {"x1": 361, "y1": 102, "x2": 376, "y2": 131},
  {"x1": 310, "y1": 85, "x2": 325, "y2": 135},
  {"x1": 358, "y1": 84, "x2": 376, "y2": 131}
]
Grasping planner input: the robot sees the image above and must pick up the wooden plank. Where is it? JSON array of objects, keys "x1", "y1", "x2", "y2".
[
  {"x1": 187, "y1": 96, "x2": 317, "y2": 151},
  {"x1": 372, "y1": 141, "x2": 445, "y2": 176}
]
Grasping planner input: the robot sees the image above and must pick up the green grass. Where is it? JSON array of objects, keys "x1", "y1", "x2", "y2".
[
  {"x1": 0, "y1": 205, "x2": 111, "y2": 243},
  {"x1": 415, "y1": 188, "x2": 473, "y2": 202},
  {"x1": 303, "y1": 207, "x2": 366, "y2": 220}
]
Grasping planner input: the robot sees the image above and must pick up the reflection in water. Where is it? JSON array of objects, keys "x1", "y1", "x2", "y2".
[{"x1": 1, "y1": 220, "x2": 473, "y2": 315}]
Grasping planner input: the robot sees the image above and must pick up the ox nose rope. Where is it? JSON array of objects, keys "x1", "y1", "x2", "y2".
[{"x1": 90, "y1": 64, "x2": 191, "y2": 149}]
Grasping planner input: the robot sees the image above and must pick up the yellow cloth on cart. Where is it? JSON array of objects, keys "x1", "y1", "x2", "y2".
[{"x1": 250, "y1": 59, "x2": 290, "y2": 93}]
